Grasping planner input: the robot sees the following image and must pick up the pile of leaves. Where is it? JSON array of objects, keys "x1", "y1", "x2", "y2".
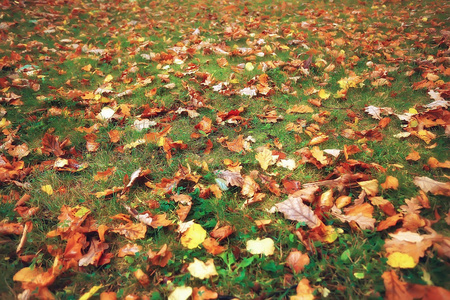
[{"x1": 0, "y1": 0, "x2": 449, "y2": 299}]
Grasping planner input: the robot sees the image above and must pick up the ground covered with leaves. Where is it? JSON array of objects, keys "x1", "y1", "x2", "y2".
[{"x1": 1, "y1": 0, "x2": 449, "y2": 299}]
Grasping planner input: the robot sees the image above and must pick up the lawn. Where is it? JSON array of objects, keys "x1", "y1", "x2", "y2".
[{"x1": 0, "y1": 0, "x2": 449, "y2": 299}]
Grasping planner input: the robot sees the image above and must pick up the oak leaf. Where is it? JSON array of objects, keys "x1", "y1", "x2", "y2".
[
  {"x1": 275, "y1": 196, "x2": 320, "y2": 228},
  {"x1": 382, "y1": 270, "x2": 413, "y2": 300},
  {"x1": 255, "y1": 147, "x2": 276, "y2": 170}
]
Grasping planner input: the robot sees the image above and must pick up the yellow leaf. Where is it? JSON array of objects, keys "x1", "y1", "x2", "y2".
[
  {"x1": 318, "y1": 89, "x2": 330, "y2": 99},
  {"x1": 255, "y1": 148, "x2": 276, "y2": 171},
  {"x1": 180, "y1": 223, "x2": 207, "y2": 249},
  {"x1": 41, "y1": 184, "x2": 53, "y2": 195},
  {"x1": 358, "y1": 179, "x2": 379, "y2": 196},
  {"x1": 104, "y1": 74, "x2": 113, "y2": 83},
  {"x1": 245, "y1": 62, "x2": 254, "y2": 71},
  {"x1": 79, "y1": 285, "x2": 103, "y2": 300},
  {"x1": 246, "y1": 238, "x2": 275, "y2": 256},
  {"x1": 169, "y1": 286, "x2": 193, "y2": 300},
  {"x1": 187, "y1": 258, "x2": 218, "y2": 279},
  {"x1": 409, "y1": 108, "x2": 418, "y2": 115},
  {"x1": 13, "y1": 267, "x2": 44, "y2": 282},
  {"x1": 387, "y1": 252, "x2": 417, "y2": 269}
]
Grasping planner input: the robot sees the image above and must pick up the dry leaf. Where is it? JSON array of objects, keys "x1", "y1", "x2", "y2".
[
  {"x1": 255, "y1": 147, "x2": 276, "y2": 170},
  {"x1": 382, "y1": 270, "x2": 413, "y2": 300},
  {"x1": 275, "y1": 196, "x2": 320, "y2": 228},
  {"x1": 291, "y1": 278, "x2": 315, "y2": 300},
  {"x1": 381, "y1": 176, "x2": 399, "y2": 190},
  {"x1": 180, "y1": 223, "x2": 207, "y2": 249},
  {"x1": 187, "y1": 258, "x2": 218, "y2": 279},
  {"x1": 246, "y1": 238, "x2": 275, "y2": 256},
  {"x1": 413, "y1": 176, "x2": 450, "y2": 196},
  {"x1": 286, "y1": 250, "x2": 310, "y2": 273}
]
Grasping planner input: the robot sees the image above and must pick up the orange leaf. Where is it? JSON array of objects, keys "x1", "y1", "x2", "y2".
[
  {"x1": 111, "y1": 222, "x2": 147, "y2": 240},
  {"x1": 118, "y1": 243, "x2": 142, "y2": 258},
  {"x1": 225, "y1": 135, "x2": 245, "y2": 153},
  {"x1": 286, "y1": 250, "x2": 310, "y2": 273},
  {"x1": 148, "y1": 244, "x2": 172, "y2": 267},
  {"x1": 381, "y1": 176, "x2": 399, "y2": 190},
  {"x1": 134, "y1": 269, "x2": 150, "y2": 286},
  {"x1": 210, "y1": 225, "x2": 234, "y2": 241},
  {"x1": 291, "y1": 278, "x2": 315, "y2": 300},
  {"x1": 406, "y1": 150, "x2": 421, "y2": 161},
  {"x1": 108, "y1": 130, "x2": 122, "y2": 143},
  {"x1": 377, "y1": 214, "x2": 403, "y2": 231},
  {"x1": 382, "y1": 270, "x2": 413, "y2": 300},
  {"x1": 202, "y1": 237, "x2": 226, "y2": 255},
  {"x1": 308, "y1": 134, "x2": 329, "y2": 146},
  {"x1": 94, "y1": 167, "x2": 116, "y2": 181},
  {"x1": 192, "y1": 286, "x2": 218, "y2": 300}
]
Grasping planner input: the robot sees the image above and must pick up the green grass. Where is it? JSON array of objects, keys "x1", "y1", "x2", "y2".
[{"x1": 0, "y1": 0, "x2": 449, "y2": 299}]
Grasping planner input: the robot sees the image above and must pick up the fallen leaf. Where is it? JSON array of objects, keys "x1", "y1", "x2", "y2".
[
  {"x1": 387, "y1": 252, "x2": 417, "y2": 269},
  {"x1": 286, "y1": 250, "x2": 310, "y2": 273},
  {"x1": 246, "y1": 238, "x2": 275, "y2": 256},
  {"x1": 358, "y1": 179, "x2": 379, "y2": 196},
  {"x1": 111, "y1": 223, "x2": 147, "y2": 240},
  {"x1": 291, "y1": 278, "x2": 315, "y2": 300},
  {"x1": 169, "y1": 286, "x2": 193, "y2": 300},
  {"x1": 118, "y1": 244, "x2": 142, "y2": 258},
  {"x1": 276, "y1": 196, "x2": 320, "y2": 228},
  {"x1": 187, "y1": 258, "x2": 218, "y2": 279},
  {"x1": 381, "y1": 176, "x2": 399, "y2": 190},
  {"x1": 202, "y1": 238, "x2": 226, "y2": 255},
  {"x1": 255, "y1": 147, "x2": 276, "y2": 170},
  {"x1": 413, "y1": 176, "x2": 450, "y2": 196},
  {"x1": 181, "y1": 223, "x2": 207, "y2": 249},
  {"x1": 133, "y1": 269, "x2": 150, "y2": 286},
  {"x1": 41, "y1": 184, "x2": 53, "y2": 195},
  {"x1": 382, "y1": 270, "x2": 413, "y2": 300},
  {"x1": 406, "y1": 150, "x2": 421, "y2": 161},
  {"x1": 192, "y1": 286, "x2": 218, "y2": 300},
  {"x1": 79, "y1": 285, "x2": 103, "y2": 300}
]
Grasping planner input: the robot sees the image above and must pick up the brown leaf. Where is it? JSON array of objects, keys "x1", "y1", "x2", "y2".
[
  {"x1": 225, "y1": 135, "x2": 245, "y2": 153},
  {"x1": 377, "y1": 214, "x2": 403, "y2": 231},
  {"x1": 118, "y1": 243, "x2": 142, "y2": 258},
  {"x1": 428, "y1": 157, "x2": 450, "y2": 169},
  {"x1": 405, "y1": 150, "x2": 421, "y2": 161},
  {"x1": 94, "y1": 167, "x2": 116, "y2": 181},
  {"x1": 108, "y1": 130, "x2": 122, "y2": 143},
  {"x1": 287, "y1": 105, "x2": 314, "y2": 114},
  {"x1": 241, "y1": 175, "x2": 260, "y2": 198},
  {"x1": 275, "y1": 196, "x2": 320, "y2": 228},
  {"x1": 0, "y1": 222, "x2": 23, "y2": 235},
  {"x1": 202, "y1": 238, "x2": 226, "y2": 255},
  {"x1": 149, "y1": 213, "x2": 173, "y2": 228},
  {"x1": 413, "y1": 176, "x2": 450, "y2": 196},
  {"x1": 382, "y1": 270, "x2": 413, "y2": 300},
  {"x1": 40, "y1": 133, "x2": 67, "y2": 157},
  {"x1": 210, "y1": 225, "x2": 234, "y2": 241},
  {"x1": 79, "y1": 239, "x2": 109, "y2": 266},
  {"x1": 148, "y1": 244, "x2": 172, "y2": 267},
  {"x1": 286, "y1": 250, "x2": 310, "y2": 273},
  {"x1": 111, "y1": 222, "x2": 147, "y2": 240},
  {"x1": 358, "y1": 179, "x2": 379, "y2": 196},
  {"x1": 193, "y1": 286, "x2": 218, "y2": 300},
  {"x1": 134, "y1": 269, "x2": 150, "y2": 286},
  {"x1": 308, "y1": 134, "x2": 328, "y2": 146}
]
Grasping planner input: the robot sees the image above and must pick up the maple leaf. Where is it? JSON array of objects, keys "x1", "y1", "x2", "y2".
[
  {"x1": 413, "y1": 176, "x2": 450, "y2": 196},
  {"x1": 40, "y1": 133, "x2": 68, "y2": 157},
  {"x1": 225, "y1": 135, "x2": 245, "y2": 153},
  {"x1": 187, "y1": 258, "x2": 218, "y2": 279},
  {"x1": 382, "y1": 270, "x2": 413, "y2": 300},
  {"x1": 214, "y1": 170, "x2": 244, "y2": 187},
  {"x1": 275, "y1": 196, "x2": 320, "y2": 228}
]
